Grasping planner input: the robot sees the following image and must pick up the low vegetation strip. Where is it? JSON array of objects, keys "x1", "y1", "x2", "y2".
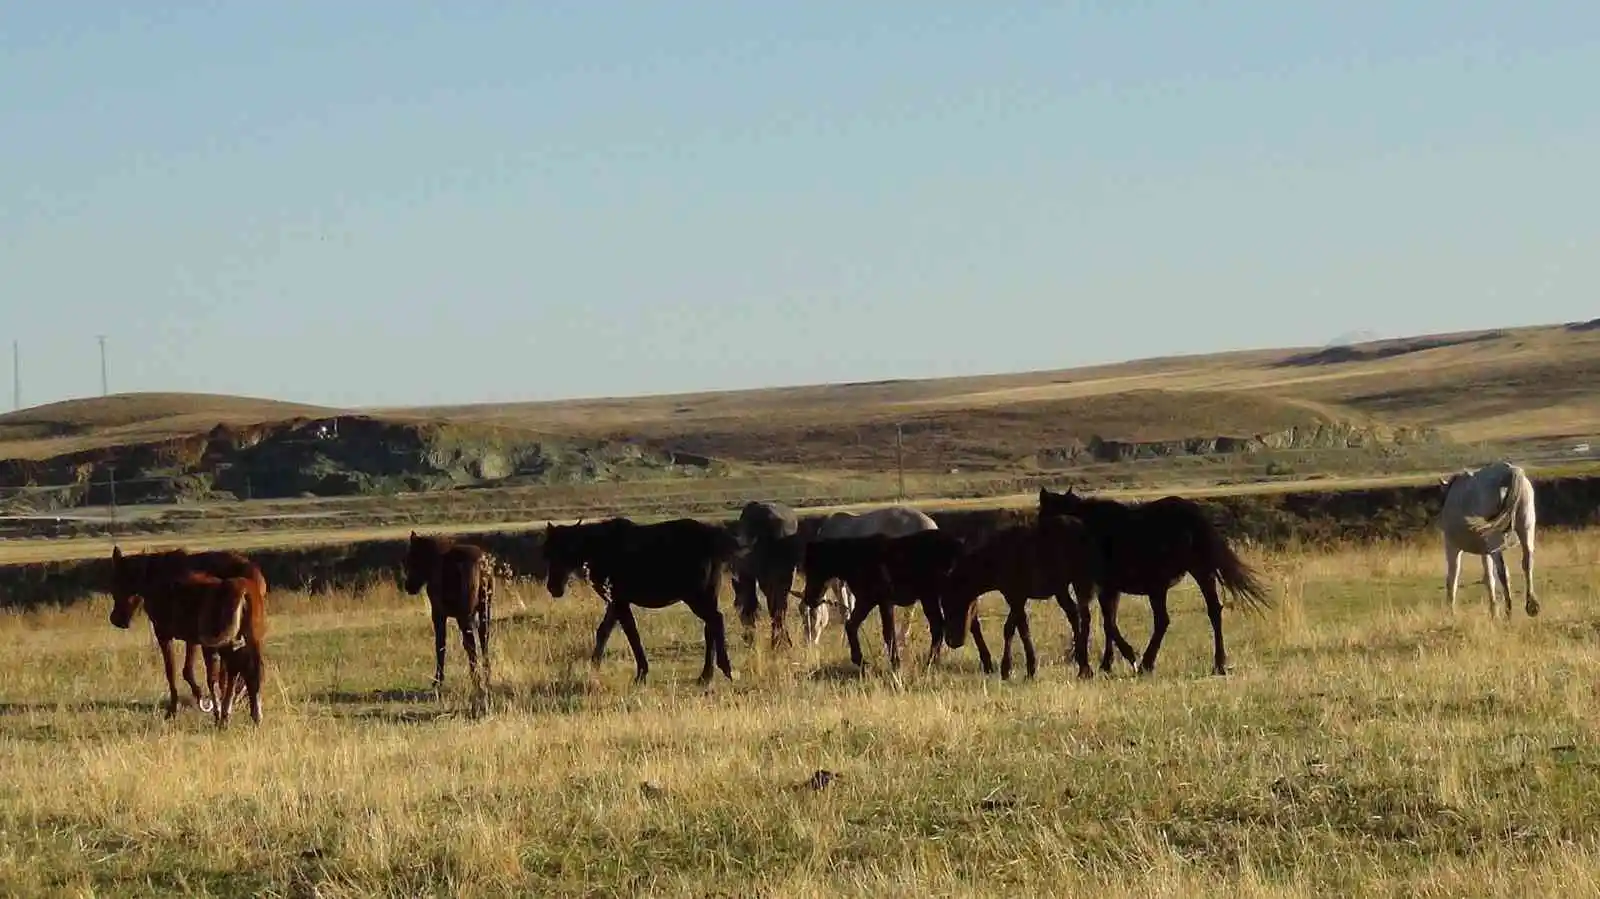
[{"x1": 4, "y1": 473, "x2": 1599, "y2": 611}]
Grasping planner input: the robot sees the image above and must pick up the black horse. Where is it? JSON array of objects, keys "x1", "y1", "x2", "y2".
[
  {"x1": 798, "y1": 530, "x2": 980, "y2": 673},
  {"x1": 730, "y1": 500, "x2": 806, "y2": 649},
  {"x1": 542, "y1": 517, "x2": 742, "y2": 685},
  {"x1": 938, "y1": 515, "x2": 1118, "y2": 680},
  {"x1": 1037, "y1": 487, "x2": 1271, "y2": 676}
]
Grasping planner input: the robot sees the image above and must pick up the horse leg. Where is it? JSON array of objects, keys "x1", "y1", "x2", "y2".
[
  {"x1": 967, "y1": 616, "x2": 995, "y2": 675},
  {"x1": 431, "y1": 611, "x2": 448, "y2": 689},
  {"x1": 1444, "y1": 545, "x2": 1462, "y2": 614},
  {"x1": 477, "y1": 602, "x2": 492, "y2": 689},
  {"x1": 245, "y1": 648, "x2": 264, "y2": 725},
  {"x1": 919, "y1": 596, "x2": 945, "y2": 670},
  {"x1": 591, "y1": 602, "x2": 621, "y2": 670},
  {"x1": 1493, "y1": 551, "x2": 1512, "y2": 619},
  {"x1": 1013, "y1": 595, "x2": 1039, "y2": 679},
  {"x1": 202, "y1": 648, "x2": 222, "y2": 724},
  {"x1": 1056, "y1": 590, "x2": 1093, "y2": 680},
  {"x1": 457, "y1": 614, "x2": 482, "y2": 692},
  {"x1": 613, "y1": 603, "x2": 650, "y2": 684},
  {"x1": 156, "y1": 636, "x2": 182, "y2": 719},
  {"x1": 1000, "y1": 603, "x2": 1021, "y2": 681},
  {"x1": 181, "y1": 643, "x2": 206, "y2": 710},
  {"x1": 216, "y1": 655, "x2": 237, "y2": 728},
  {"x1": 1098, "y1": 589, "x2": 1138, "y2": 673},
  {"x1": 1520, "y1": 525, "x2": 1539, "y2": 616},
  {"x1": 704, "y1": 588, "x2": 734, "y2": 683},
  {"x1": 1137, "y1": 591, "x2": 1171, "y2": 675},
  {"x1": 1195, "y1": 573, "x2": 1228, "y2": 676},
  {"x1": 1480, "y1": 553, "x2": 1501, "y2": 620},
  {"x1": 878, "y1": 602, "x2": 900, "y2": 671},
  {"x1": 843, "y1": 598, "x2": 874, "y2": 673}
]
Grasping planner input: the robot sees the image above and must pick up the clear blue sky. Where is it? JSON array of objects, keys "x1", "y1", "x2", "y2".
[{"x1": 4, "y1": 3, "x2": 1597, "y2": 409}]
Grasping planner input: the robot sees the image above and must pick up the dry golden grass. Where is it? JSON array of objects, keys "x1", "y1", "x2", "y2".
[{"x1": 4, "y1": 530, "x2": 1600, "y2": 896}]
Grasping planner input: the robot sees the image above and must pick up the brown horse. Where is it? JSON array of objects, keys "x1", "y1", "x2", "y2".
[
  {"x1": 402, "y1": 532, "x2": 495, "y2": 691},
  {"x1": 1038, "y1": 487, "x2": 1271, "y2": 676},
  {"x1": 174, "y1": 570, "x2": 268, "y2": 727},
  {"x1": 109, "y1": 546, "x2": 270, "y2": 719},
  {"x1": 938, "y1": 515, "x2": 1128, "y2": 680}
]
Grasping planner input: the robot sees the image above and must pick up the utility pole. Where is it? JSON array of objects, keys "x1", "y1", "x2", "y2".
[
  {"x1": 895, "y1": 423, "x2": 906, "y2": 501},
  {"x1": 96, "y1": 335, "x2": 108, "y2": 396}
]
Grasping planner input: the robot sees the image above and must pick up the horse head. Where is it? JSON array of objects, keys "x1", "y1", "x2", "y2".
[
  {"x1": 401, "y1": 531, "x2": 439, "y2": 596},
  {"x1": 541, "y1": 522, "x2": 581, "y2": 599},
  {"x1": 1038, "y1": 484, "x2": 1083, "y2": 517},
  {"x1": 107, "y1": 545, "x2": 145, "y2": 629}
]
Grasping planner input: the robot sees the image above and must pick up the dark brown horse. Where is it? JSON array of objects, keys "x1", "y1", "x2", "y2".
[
  {"x1": 937, "y1": 515, "x2": 1127, "y2": 679},
  {"x1": 542, "y1": 517, "x2": 742, "y2": 685},
  {"x1": 109, "y1": 546, "x2": 270, "y2": 719},
  {"x1": 798, "y1": 530, "x2": 982, "y2": 673},
  {"x1": 402, "y1": 532, "x2": 495, "y2": 691},
  {"x1": 173, "y1": 570, "x2": 269, "y2": 727},
  {"x1": 1038, "y1": 487, "x2": 1271, "y2": 675}
]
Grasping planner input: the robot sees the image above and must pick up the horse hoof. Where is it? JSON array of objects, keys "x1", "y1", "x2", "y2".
[
  {"x1": 1077, "y1": 668, "x2": 1094, "y2": 681},
  {"x1": 1526, "y1": 599, "x2": 1541, "y2": 617}
]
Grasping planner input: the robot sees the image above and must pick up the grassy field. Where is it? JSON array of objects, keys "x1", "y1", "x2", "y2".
[{"x1": 3, "y1": 529, "x2": 1599, "y2": 896}]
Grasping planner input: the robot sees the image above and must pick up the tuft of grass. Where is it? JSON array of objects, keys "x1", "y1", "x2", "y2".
[{"x1": 1, "y1": 530, "x2": 1599, "y2": 896}]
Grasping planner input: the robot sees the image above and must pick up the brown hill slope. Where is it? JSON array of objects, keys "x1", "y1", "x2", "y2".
[{"x1": 4, "y1": 322, "x2": 1598, "y2": 482}]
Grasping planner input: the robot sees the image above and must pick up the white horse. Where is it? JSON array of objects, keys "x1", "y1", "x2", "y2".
[
  {"x1": 802, "y1": 505, "x2": 940, "y2": 647},
  {"x1": 1437, "y1": 460, "x2": 1538, "y2": 618}
]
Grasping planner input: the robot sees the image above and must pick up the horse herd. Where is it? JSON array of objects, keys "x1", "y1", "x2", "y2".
[{"x1": 100, "y1": 462, "x2": 1541, "y2": 729}]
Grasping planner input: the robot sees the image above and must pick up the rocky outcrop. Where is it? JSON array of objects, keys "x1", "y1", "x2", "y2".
[
  {"x1": 1033, "y1": 423, "x2": 1444, "y2": 468},
  {"x1": 0, "y1": 415, "x2": 725, "y2": 510}
]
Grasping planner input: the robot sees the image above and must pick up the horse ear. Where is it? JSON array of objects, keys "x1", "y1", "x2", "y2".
[
  {"x1": 112, "y1": 545, "x2": 122, "y2": 560},
  {"x1": 409, "y1": 530, "x2": 417, "y2": 539}
]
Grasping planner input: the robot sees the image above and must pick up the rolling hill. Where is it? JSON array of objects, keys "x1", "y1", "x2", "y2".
[{"x1": 2, "y1": 321, "x2": 1597, "y2": 511}]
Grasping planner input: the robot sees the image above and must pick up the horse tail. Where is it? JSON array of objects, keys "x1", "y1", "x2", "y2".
[
  {"x1": 1465, "y1": 464, "x2": 1533, "y2": 540},
  {"x1": 1198, "y1": 516, "x2": 1272, "y2": 613}
]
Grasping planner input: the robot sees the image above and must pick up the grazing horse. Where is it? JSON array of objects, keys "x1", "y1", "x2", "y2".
[
  {"x1": 1437, "y1": 460, "x2": 1539, "y2": 618},
  {"x1": 798, "y1": 530, "x2": 971, "y2": 673},
  {"x1": 542, "y1": 517, "x2": 742, "y2": 685},
  {"x1": 402, "y1": 532, "x2": 495, "y2": 691},
  {"x1": 731, "y1": 501, "x2": 807, "y2": 648},
  {"x1": 1038, "y1": 487, "x2": 1271, "y2": 676},
  {"x1": 807, "y1": 506, "x2": 939, "y2": 647},
  {"x1": 173, "y1": 570, "x2": 268, "y2": 727},
  {"x1": 938, "y1": 515, "x2": 1114, "y2": 680},
  {"x1": 108, "y1": 546, "x2": 269, "y2": 718}
]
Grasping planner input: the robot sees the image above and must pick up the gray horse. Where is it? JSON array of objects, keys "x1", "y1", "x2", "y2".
[{"x1": 1437, "y1": 460, "x2": 1538, "y2": 618}]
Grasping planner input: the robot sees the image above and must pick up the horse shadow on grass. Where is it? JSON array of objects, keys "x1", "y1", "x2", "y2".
[
  {"x1": 0, "y1": 699, "x2": 165, "y2": 717},
  {"x1": 307, "y1": 676, "x2": 608, "y2": 722}
]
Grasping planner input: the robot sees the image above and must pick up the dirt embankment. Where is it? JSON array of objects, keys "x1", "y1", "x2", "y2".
[{"x1": 5, "y1": 475, "x2": 1597, "y2": 611}]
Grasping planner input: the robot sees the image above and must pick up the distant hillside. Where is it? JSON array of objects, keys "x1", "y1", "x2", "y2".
[{"x1": 2, "y1": 322, "x2": 1597, "y2": 509}]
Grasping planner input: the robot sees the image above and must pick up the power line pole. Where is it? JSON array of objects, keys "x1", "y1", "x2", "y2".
[
  {"x1": 895, "y1": 423, "x2": 906, "y2": 501},
  {"x1": 96, "y1": 335, "x2": 108, "y2": 396}
]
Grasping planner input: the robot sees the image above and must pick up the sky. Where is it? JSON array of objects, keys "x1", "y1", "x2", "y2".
[{"x1": 4, "y1": 3, "x2": 1598, "y2": 410}]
